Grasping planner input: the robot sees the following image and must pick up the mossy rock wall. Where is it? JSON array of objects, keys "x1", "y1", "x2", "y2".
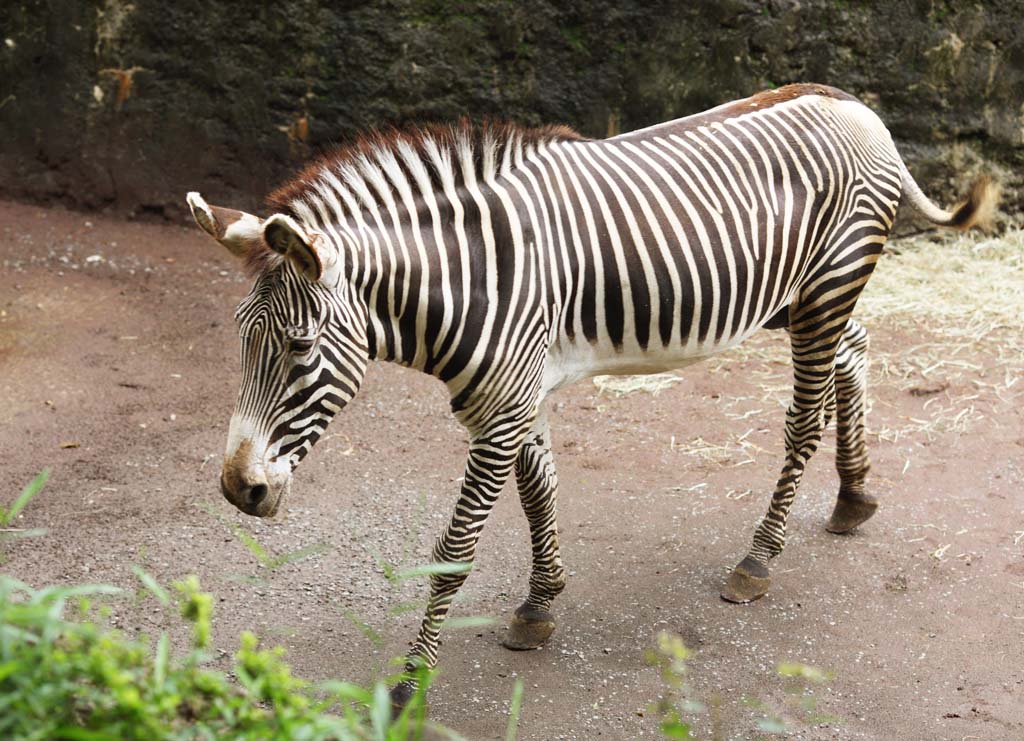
[{"x1": 1, "y1": 0, "x2": 1021, "y2": 218}]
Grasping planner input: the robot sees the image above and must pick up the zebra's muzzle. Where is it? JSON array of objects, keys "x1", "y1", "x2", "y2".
[
  {"x1": 220, "y1": 471, "x2": 270, "y2": 515},
  {"x1": 220, "y1": 449, "x2": 287, "y2": 518}
]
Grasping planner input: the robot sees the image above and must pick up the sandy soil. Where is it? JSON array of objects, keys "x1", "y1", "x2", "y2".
[{"x1": 1, "y1": 199, "x2": 1022, "y2": 740}]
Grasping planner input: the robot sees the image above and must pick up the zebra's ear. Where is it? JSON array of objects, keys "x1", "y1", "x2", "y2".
[
  {"x1": 185, "y1": 192, "x2": 264, "y2": 257},
  {"x1": 263, "y1": 214, "x2": 324, "y2": 281}
]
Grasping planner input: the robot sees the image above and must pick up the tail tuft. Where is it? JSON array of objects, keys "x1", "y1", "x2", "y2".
[
  {"x1": 946, "y1": 176, "x2": 1000, "y2": 231},
  {"x1": 899, "y1": 162, "x2": 1001, "y2": 231}
]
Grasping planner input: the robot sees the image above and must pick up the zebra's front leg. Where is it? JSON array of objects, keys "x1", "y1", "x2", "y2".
[
  {"x1": 390, "y1": 413, "x2": 534, "y2": 712},
  {"x1": 827, "y1": 319, "x2": 878, "y2": 534},
  {"x1": 503, "y1": 409, "x2": 566, "y2": 650}
]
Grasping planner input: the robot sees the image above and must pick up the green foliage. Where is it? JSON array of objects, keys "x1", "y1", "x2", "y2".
[
  {"x1": 3, "y1": 474, "x2": 839, "y2": 739},
  {"x1": 200, "y1": 503, "x2": 331, "y2": 581},
  {"x1": 339, "y1": 502, "x2": 496, "y2": 646},
  {"x1": 231, "y1": 526, "x2": 332, "y2": 572},
  {"x1": 756, "y1": 660, "x2": 840, "y2": 732},
  {"x1": 504, "y1": 678, "x2": 524, "y2": 741},
  {"x1": 645, "y1": 632, "x2": 701, "y2": 739},
  {"x1": 175, "y1": 576, "x2": 213, "y2": 650},
  {"x1": 0, "y1": 575, "x2": 448, "y2": 740},
  {"x1": 130, "y1": 565, "x2": 170, "y2": 606},
  {"x1": 776, "y1": 661, "x2": 833, "y2": 683},
  {"x1": 647, "y1": 632, "x2": 839, "y2": 739},
  {"x1": 393, "y1": 561, "x2": 473, "y2": 582},
  {"x1": 0, "y1": 470, "x2": 50, "y2": 563},
  {"x1": 0, "y1": 469, "x2": 49, "y2": 526}
]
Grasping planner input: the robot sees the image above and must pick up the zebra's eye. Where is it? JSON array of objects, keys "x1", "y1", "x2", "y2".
[{"x1": 287, "y1": 335, "x2": 317, "y2": 354}]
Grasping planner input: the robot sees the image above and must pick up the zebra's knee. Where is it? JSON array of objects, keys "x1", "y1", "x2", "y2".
[
  {"x1": 537, "y1": 565, "x2": 567, "y2": 597},
  {"x1": 784, "y1": 404, "x2": 829, "y2": 455},
  {"x1": 836, "y1": 324, "x2": 869, "y2": 381},
  {"x1": 428, "y1": 541, "x2": 474, "y2": 592}
]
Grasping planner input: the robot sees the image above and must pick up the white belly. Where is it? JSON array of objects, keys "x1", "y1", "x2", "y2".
[{"x1": 540, "y1": 328, "x2": 761, "y2": 397}]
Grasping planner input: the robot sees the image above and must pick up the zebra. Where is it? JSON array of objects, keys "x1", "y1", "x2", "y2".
[{"x1": 186, "y1": 83, "x2": 996, "y2": 708}]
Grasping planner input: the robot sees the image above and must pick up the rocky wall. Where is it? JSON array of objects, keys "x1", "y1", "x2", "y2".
[{"x1": 1, "y1": 0, "x2": 1021, "y2": 220}]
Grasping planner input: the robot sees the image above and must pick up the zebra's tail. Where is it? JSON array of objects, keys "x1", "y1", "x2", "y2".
[{"x1": 899, "y1": 162, "x2": 1000, "y2": 231}]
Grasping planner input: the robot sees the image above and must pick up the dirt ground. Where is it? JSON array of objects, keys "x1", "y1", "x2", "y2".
[{"x1": 1, "y1": 199, "x2": 1022, "y2": 740}]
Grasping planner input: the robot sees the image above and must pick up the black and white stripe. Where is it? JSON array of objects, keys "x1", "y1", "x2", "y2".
[{"x1": 202, "y1": 83, "x2": 993, "y2": 702}]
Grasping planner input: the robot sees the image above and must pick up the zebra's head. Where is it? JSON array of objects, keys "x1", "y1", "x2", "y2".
[{"x1": 187, "y1": 192, "x2": 368, "y2": 517}]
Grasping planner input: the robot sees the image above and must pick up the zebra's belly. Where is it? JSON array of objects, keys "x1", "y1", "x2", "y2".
[{"x1": 540, "y1": 327, "x2": 761, "y2": 396}]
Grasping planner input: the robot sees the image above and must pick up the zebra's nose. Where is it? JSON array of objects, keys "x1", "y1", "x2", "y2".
[
  {"x1": 220, "y1": 464, "x2": 270, "y2": 514},
  {"x1": 245, "y1": 483, "x2": 268, "y2": 508}
]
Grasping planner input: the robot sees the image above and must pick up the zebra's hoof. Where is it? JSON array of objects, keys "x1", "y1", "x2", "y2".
[
  {"x1": 389, "y1": 681, "x2": 416, "y2": 718},
  {"x1": 502, "y1": 603, "x2": 556, "y2": 650},
  {"x1": 721, "y1": 557, "x2": 771, "y2": 603},
  {"x1": 826, "y1": 493, "x2": 879, "y2": 534}
]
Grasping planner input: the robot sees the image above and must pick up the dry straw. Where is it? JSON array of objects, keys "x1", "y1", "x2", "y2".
[{"x1": 592, "y1": 229, "x2": 1023, "y2": 445}]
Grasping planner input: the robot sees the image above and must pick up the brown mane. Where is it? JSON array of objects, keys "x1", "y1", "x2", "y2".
[
  {"x1": 247, "y1": 90, "x2": 853, "y2": 277},
  {"x1": 266, "y1": 119, "x2": 587, "y2": 217},
  {"x1": 242, "y1": 243, "x2": 284, "y2": 278}
]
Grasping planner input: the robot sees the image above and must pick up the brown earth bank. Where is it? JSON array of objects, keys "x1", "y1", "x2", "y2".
[
  {"x1": 2, "y1": 1, "x2": 1023, "y2": 217},
  {"x1": 1, "y1": 198, "x2": 1022, "y2": 739}
]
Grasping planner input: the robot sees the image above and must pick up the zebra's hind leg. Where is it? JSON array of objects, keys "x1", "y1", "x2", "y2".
[
  {"x1": 503, "y1": 409, "x2": 566, "y2": 650},
  {"x1": 722, "y1": 304, "x2": 846, "y2": 604},
  {"x1": 826, "y1": 319, "x2": 878, "y2": 534}
]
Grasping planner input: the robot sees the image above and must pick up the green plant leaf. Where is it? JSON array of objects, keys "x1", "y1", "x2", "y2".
[
  {"x1": 131, "y1": 565, "x2": 170, "y2": 606},
  {"x1": 30, "y1": 584, "x2": 121, "y2": 605},
  {"x1": 777, "y1": 662, "x2": 831, "y2": 682},
  {"x1": 54, "y1": 727, "x2": 120, "y2": 740},
  {"x1": 319, "y1": 680, "x2": 373, "y2": 704},
  {"x1": 0, "y1": 527, "x2": 49, "y2": 541},
  {"x1": 232, "y1": 526, "x2": 270, "y2": 566},
  {"x1": 1, "y1": 469, "x2": 50, "y2": 526},
  {"x1": 386, "y1": 600, "x2": 425, "y2": 617},
  {"x1": 0, "y1": 660, "x2": 18, "y2": 682},
  {"x1": 340, "y1": 608, "x2": 384, "y2": 649},
  {"x1": 154, "y1": 632, "x2": 169, "y2": 686},
  {"x1": 395, "y1": 562, "x2": 472, "y2": 581},
  {"x1": 757, "y1": 716, "x2": 789, "y2": 732},
  {"x1": 358, "y1": 540, "x2": 396, "y2": 584},
  {"x1": 505, "y1": 678, "x2": 524, "y2": 741},
  {"x1": 660, "y1": 719, "x2": 693, "y2": 739},
  {"x1": 444, "y1": 616, "x2": 496, "y2": 631},
  {"x1": 370, "y1": 681, "x2": 390, "y2": 741},
  {"x1": 267, "y1": 542, "x2": 331, "y2": 570}
]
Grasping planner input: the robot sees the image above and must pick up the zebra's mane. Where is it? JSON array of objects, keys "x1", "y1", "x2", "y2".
[
  {"x1": 244, "y1": 120, "x2": 584, "y2": 277},
  {"x1": 268, "y1": 119, "x2": 584, "y2": 218}
]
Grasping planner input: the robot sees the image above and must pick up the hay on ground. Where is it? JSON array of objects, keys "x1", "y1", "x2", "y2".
[{"x1": 589, "y1": 229, "x2": 1022, "y2": 445}]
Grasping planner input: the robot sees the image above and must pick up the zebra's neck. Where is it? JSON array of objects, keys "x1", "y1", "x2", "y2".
[
  {"x1": 275, "y1": 123, "x2": 584, "y2": 378},
  {"x1": 346, "y1": 217, "x2": 439, "y2": 370}
]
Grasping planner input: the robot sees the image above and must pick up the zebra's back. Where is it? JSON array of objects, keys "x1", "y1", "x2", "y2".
[{"x1": 518, "y1": 85, "x2": 902, "y2": 392}]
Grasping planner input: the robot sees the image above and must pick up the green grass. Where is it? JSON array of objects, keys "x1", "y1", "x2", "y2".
[
  {"x1": 0, "y1": 574, "x2": 448, "y2": 740},
  {"x1": 0, "y1": 469, "x2": 50, "y2": 563},
  {"x1": 0, "y1": 469, "x2": 49, "y2": 527},
  {"x1": 646, "y1": 631, "x2": 838, "y2": 739}
]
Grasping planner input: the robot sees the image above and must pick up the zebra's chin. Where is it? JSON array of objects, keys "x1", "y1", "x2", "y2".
[{"x1": 255, "y1": 466, "x2": 291, "y2": 519}]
